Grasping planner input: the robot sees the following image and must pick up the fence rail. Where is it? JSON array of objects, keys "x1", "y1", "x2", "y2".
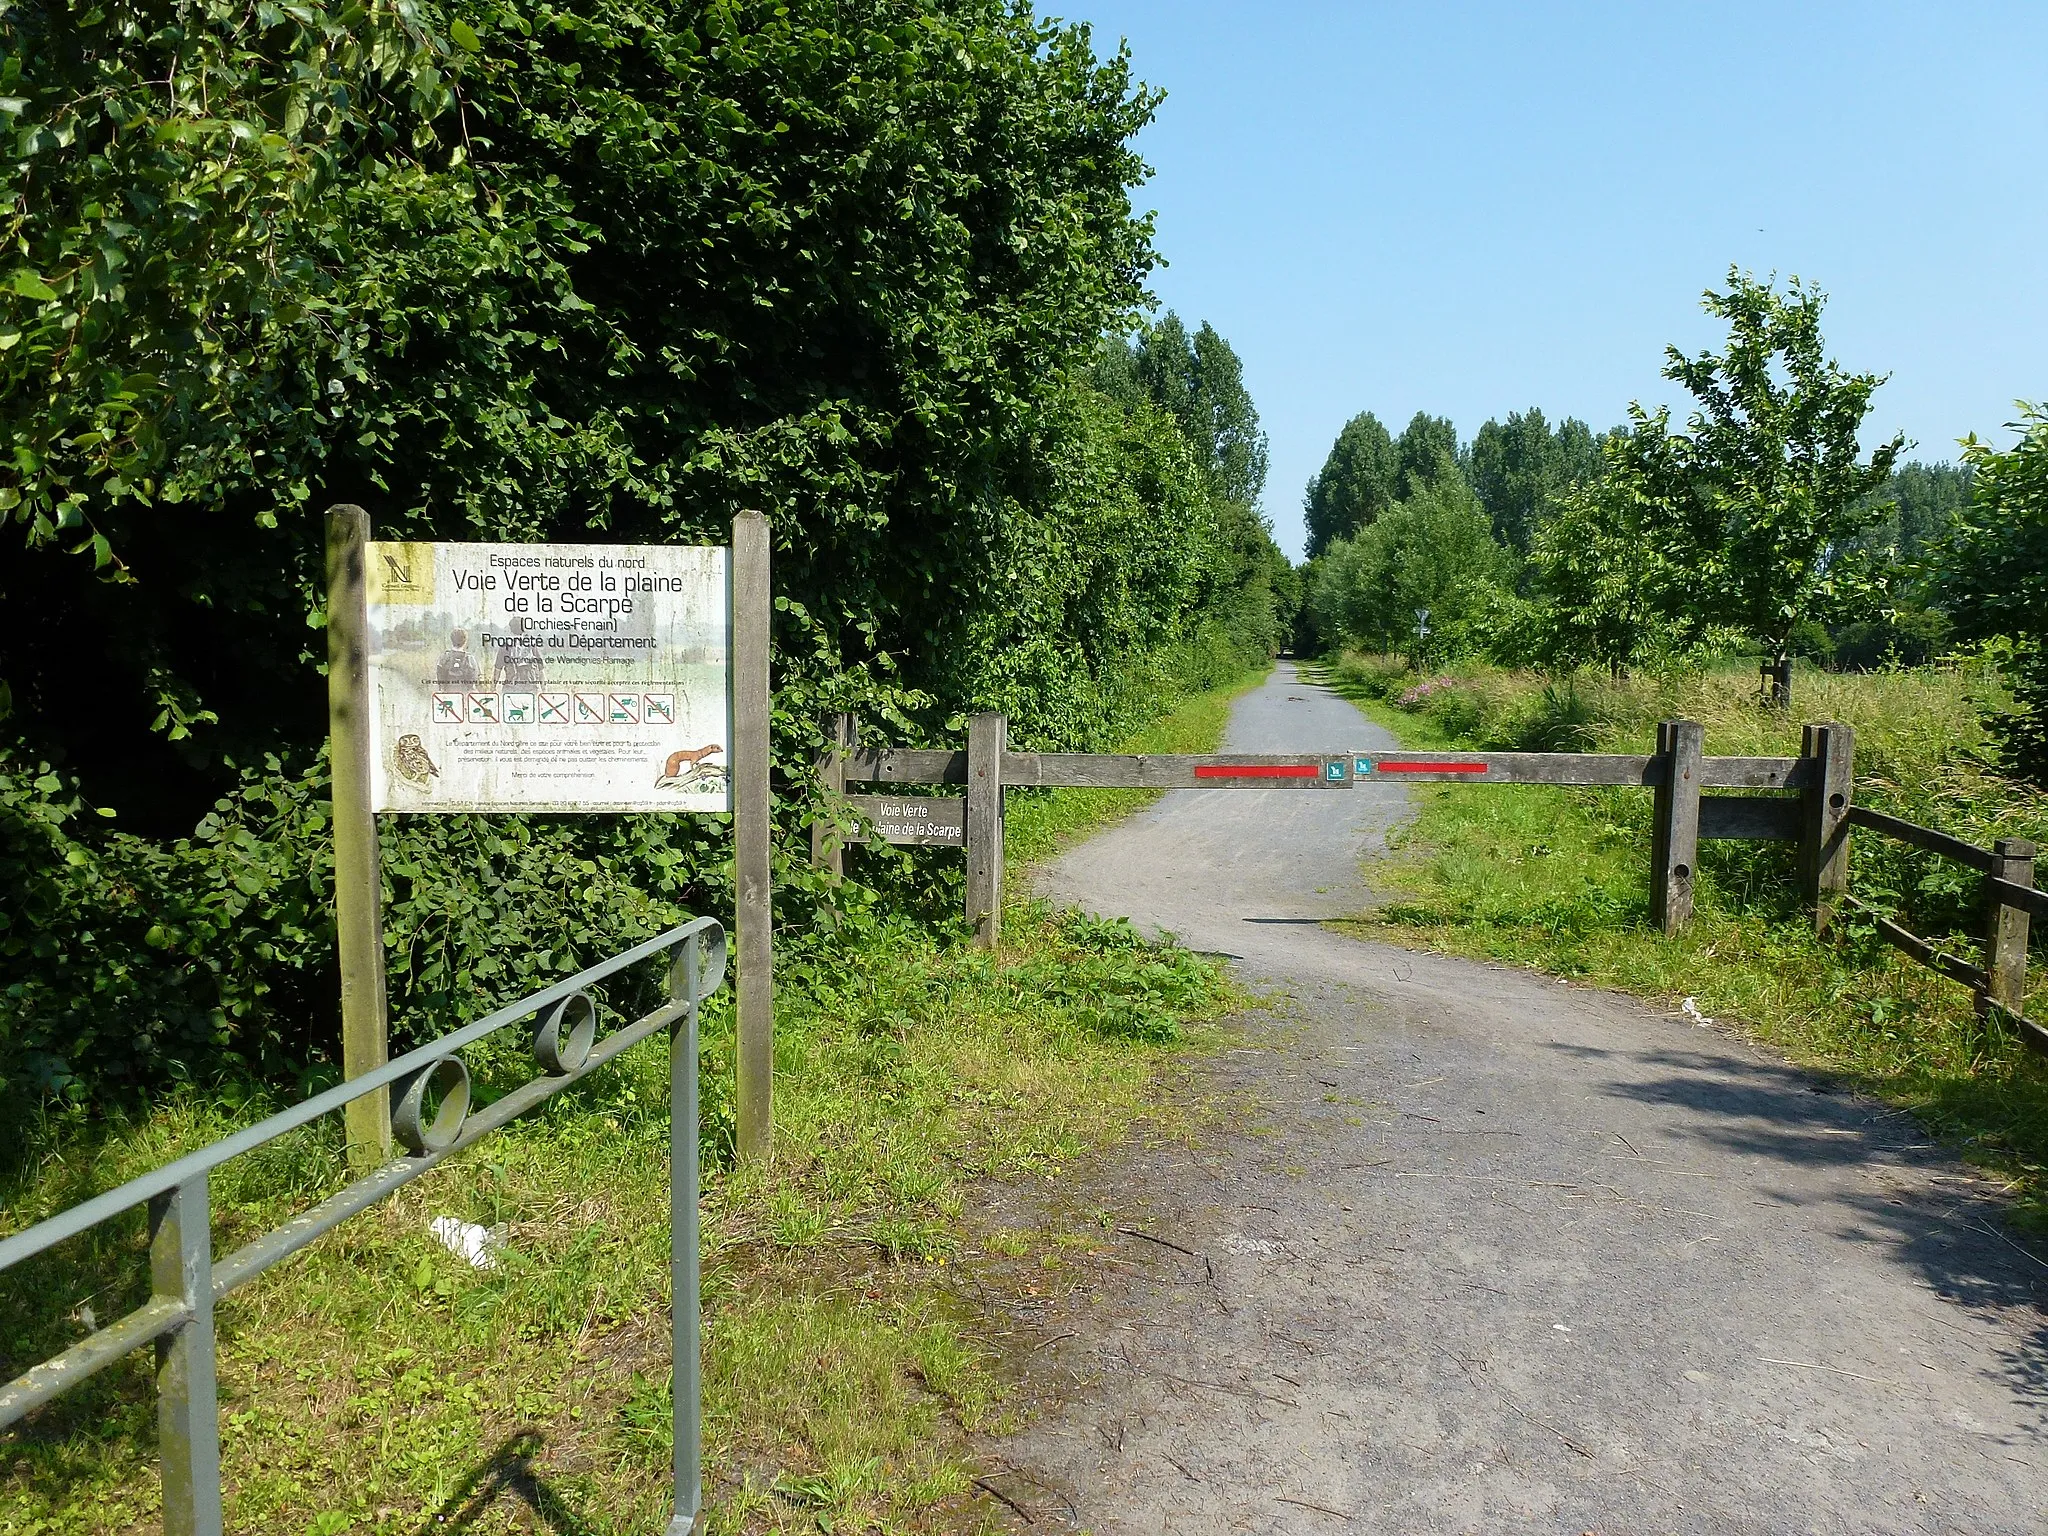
[
  {"x1": 822, "y1": 714, "x2": 1845, "y2": 943},
  {"x1": 843, "y1": 747, "x2": 1812, "y2": 790},
  {"x1": 1839, "y1": 808, "x2": 2043, "y2": 1058},
  {"x1": 0, "y1": 916, "x2": 728, "y2": 1536}
]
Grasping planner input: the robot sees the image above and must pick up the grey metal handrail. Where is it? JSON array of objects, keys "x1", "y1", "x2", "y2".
[{"x1": 1, "y1": 915, "x2": 728, "y2": 1536}]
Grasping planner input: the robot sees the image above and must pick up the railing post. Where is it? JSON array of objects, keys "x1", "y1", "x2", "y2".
[
  {"x1": 1983, "y1": 838, "x2": 2036, "y2": 1018},
  {"x1": 666, "y1": 935, "x2": 705, "y2": 1535},
  {"x1": 1799, "y1": 722, "x2": 1855, "y2": 931},
  {"x1": 811, "y1": 712, "x2": 854, "y2": 876},
  {"x1": 1649, "y1": 720, "x2": 1703, "y2": 935},
  {"x1": 150, "y1": 1176, "x2": 222, "y2": 1536},
  {"x1": 965, "y1": 713, "x2": 1006, "y2": 948}
]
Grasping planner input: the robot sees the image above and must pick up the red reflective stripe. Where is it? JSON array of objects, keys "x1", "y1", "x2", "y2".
[
  {"x1": 1375, "y1": 761, "x2": 1488, "y2": 774},
  {"x1": 1193, "y1": 763, "x2": 1320, "y2": 779}
]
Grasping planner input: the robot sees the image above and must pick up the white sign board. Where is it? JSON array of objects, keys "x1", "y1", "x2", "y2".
[{"x1": 364, "y1": 541, "x2": 730, "y2": 812}]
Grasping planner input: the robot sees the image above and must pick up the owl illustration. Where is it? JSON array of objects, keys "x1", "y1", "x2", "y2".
[{"x1": 394, "y1": 734, "x2": 440, "y2": 788}]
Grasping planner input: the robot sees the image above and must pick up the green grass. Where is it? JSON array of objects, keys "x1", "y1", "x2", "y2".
[
  {"x1": 1, "y1": 668, "x2": 1264, "y2": 1536},
  {"x1": 1317, "y1": 652, "x2": 2048, "y2": 1230}
]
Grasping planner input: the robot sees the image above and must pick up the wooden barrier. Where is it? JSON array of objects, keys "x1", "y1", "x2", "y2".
[
  {"x1": 820, "y1": 715, "x2": 1820, "y2": 940},
  {"x1": 817, "y1": 709, "x2": 2044, "y2": 1064}
]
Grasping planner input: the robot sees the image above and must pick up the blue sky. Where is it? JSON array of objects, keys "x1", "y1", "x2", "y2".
[{"x1": 1062, "y1": 2, "x2": 2048, "y2": 560}]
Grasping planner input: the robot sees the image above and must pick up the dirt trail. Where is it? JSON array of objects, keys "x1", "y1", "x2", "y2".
[{"x1": 996, "y1": 660, "x2": 2045, "y2": 1534}]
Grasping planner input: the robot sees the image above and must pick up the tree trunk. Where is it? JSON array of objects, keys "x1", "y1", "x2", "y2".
[{"x1": 1762, "y1": 650, "x2": 1793, "y2": 711}]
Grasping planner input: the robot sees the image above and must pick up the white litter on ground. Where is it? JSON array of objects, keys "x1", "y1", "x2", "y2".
[
  {"x1": 1220, "y1": 1235, "x2": 1282, "y2": 1257},
  {"x1": 428, "y1": 1216, "x2": 504, "y2": 1270},
  {"x1": 1681, "y1": 996, "x2": 1715, "y2": 1027}
]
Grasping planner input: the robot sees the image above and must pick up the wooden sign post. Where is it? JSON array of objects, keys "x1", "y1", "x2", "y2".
[
  {"x1": 731, "y1": 511, "x2": 774, "y2": 1165},
  {"x1": 325, "y1": 507, "x2": 391, "y2": 1170},
  {"x1": 324, "y1": 509, "x2": 771, "y2": 1171}
]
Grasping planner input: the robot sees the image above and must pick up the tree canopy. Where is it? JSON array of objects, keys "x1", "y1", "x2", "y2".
[
  {"x1": 1467, "y1": 408, "x2": 1605, "y2": 554},
  {"x1": 1610, "y1": 270, "x2": 1903, "y2": 698},
  {"x1": 0, "y1": 0, "x2": 1293, "y2": 1102},
  {"x1": 1303, "y1": 411, "x2": 1397, "y2": 558}
]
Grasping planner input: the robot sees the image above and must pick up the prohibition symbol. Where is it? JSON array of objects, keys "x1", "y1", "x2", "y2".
[
  {"x1": 432, "y1": 692, "x2": 463, "y2": 725},
  {"x1": 608, "y1": 693, "x2": 640, "y2": 725},
  {"x1": 574, "y1": 693, "x2": 605, "y2": 725},
  {"x1": 468, "y1": 693, "x2": 499, "y2": 724},
  {"x1": 539, "y1": 693, "x2": 571, "y2": 724},
  {"x1": 644, "y1": 693, "x2": 676, "y2": 726}
]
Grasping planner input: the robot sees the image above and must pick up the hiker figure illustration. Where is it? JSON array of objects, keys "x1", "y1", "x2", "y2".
[
  {"x1": 433, "y1": 628, "x2": 480, "y2": 690},
  {"x1": 495, "y1": 638, "x2": 544, "y2": 688}
]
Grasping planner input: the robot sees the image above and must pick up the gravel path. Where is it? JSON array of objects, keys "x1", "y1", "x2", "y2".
[{"x1": 1000, "y1": 660, "x2": 2045, "y2": 1535}]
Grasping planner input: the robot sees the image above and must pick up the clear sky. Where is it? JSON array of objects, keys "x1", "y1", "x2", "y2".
[{"x1": 1060, "y1": 1, "x2": 2048, "y2": 560}]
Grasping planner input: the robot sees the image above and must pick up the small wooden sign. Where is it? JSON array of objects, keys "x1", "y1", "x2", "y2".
[{"x1": 847, "y1": 794, "x2": 966, "y2": 846}]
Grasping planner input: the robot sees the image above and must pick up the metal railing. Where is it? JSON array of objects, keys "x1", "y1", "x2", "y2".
[{"x1": 1, "y1": 916, "x2": 728, "y2": 1536}]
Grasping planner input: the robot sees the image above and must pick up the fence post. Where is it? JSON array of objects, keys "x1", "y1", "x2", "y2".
[
  {"x1": 732, "y1": 510, "x2": 774, "y2": 1165},
  {"x1": 811, "y1": 712, "x2": 854, "y2": 876},
  {"x1": 1983, "y1": 838, "x2": 2036, "y2": 1018},
  {"x1": 324, "y1": 506, "x2": 391, "y2": 1171},
  {"x1": 1649, "y1": 720, "x2": 1704, "y2": 935},
  {"x1": 965, "y1": 713, "x2": 1006, "y2": 948},
  {"x1": 1799, "y1": 722, "x2": 1855, "y2": 931},
  {"x1": 151, "y1": 1176, "x2": 223, "y2": 1536}
]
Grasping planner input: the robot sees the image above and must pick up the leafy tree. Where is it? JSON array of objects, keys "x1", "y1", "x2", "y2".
[
  {"x1": 1611, "y1": 269, "x2": 1903, "y2": 706},
  {"x1": 1098, "y1": 314, "x2": 1291, "y2": 656},
  {"x1": 1467, "y1": 408, "x2": 1604, "y2": 554},
  {"x1": 1115, "y1": 313, "x2": 1270, "y2": 508},
  {"x1": 1303, "y1": 411, "x2": 1398, "y2": 557},
  {"x1": 1845, "y1": 460, "x2": 1974, "y2": 571},
  {"x1": 1394, "y1": 412, "x2": 1461, "y2": 495},
  {"x1": 0, "y1": 0, "x2": 1276, "y2": 1101},
  {"x1": 1939, "y1": 405, "x2": 2048, "y2": 780},
  {"x1": 1527, "y1": 478, "x2": 1673, "y2": 676},
  {"x1": 1305, "y1": 465, "x2": 1514, "y2": 662}
]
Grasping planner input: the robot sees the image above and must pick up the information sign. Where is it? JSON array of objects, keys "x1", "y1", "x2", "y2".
[
  {"x1": 845, "y1": 794, "x2": 967, "y2": 846},
  {"x1": 364, "y1": 541, "x2": 730, "y2": 812}
]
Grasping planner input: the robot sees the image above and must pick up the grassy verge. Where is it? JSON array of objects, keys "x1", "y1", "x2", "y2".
[
  {"x1": 1316, "y1": 652, "x2": 2048, "y2": 1230},
  {"x1": 1, "y1": 669, "x2": 1264, "y2": 1536}
]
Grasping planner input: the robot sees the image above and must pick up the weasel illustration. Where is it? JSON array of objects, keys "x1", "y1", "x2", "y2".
[{"x1": 655, "y1": 743, "x2": 723, "y2": 787}]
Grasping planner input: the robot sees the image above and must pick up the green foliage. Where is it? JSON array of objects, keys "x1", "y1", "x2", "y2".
[
  {"x1": 1847, "y1": 460, "x2": 1974, "y2": 572},
  {"x1": 1609, "y1": 269, "x2": 1904, "y2": 666},
  {"x1": 1101, "y1": 312, "x2": 1270, "y2": 510},
  {"x1": 1942, "y1": 405, "x2": 2048, "y2": 779},
  {"x1": 1094, "y1": 314, "x2": 1294, "y2": 661},
  {"x1": 1393, "y1": 411, "x2": 1460, "y2": 495},
  {"x1": 1304, "y1": 471, "x2": 1515, "y2": 662},
  {"x1": 1466, "y1": 407, "x2": 1605, "y2": 555},
  {"x1": 0, "y1": 0, "x2": 1288, "y2": 1105},
  {"x1": 1303, "y1": 411, "x2": 1397, "y2": 557},
  {"x1": 1525, "y1": 476, "x2": 1686, "y2": 676}
]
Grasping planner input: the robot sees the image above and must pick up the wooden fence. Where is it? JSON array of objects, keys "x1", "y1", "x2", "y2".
[{"x1": 812, "y1": 711, "x2": 2044, "y2": 1057}]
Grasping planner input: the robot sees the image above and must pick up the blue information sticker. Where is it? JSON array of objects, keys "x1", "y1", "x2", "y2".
[
  {"x1": 1324, "y1": 759, "x2": 1349, "y2": 782},
  {"x1": 1355, "y1": 757, "x2": 1375, "y2": 776}
]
